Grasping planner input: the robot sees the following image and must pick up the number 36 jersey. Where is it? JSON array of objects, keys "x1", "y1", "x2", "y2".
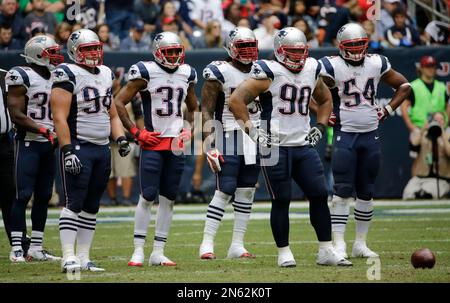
[
  {"x1": 52, "y1": 63, "x2": 114, "y2": 145},
  {"x1": 6, "y1": 66, "x2": 53, "y2": 142},
  {"x1": 319, "y1": 54, "x2": 391, "y2": 133},
  {"x1": 251, "y1": 58, "x2": 322, "y2": 147},
  {"x1": 127, "y1": 61, "x2": 197, "y2": 137}
]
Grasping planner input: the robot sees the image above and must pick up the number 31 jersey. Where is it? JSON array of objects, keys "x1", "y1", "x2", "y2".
[
  {"x1": 6, "y1": 66, "x2": 53, "y2": 142},
  {"x1": 127, "y1": 61, "x2": 197, "y2": 137},
  {"x1": 319, "y1": 54, "x2": 391, "y2": 133},
  {"x1": 251, "y1": 58, "x2": 322, "y2": 147},
  {"x1": 52, "y1": 63, "x2": 114, "y2": 145}
]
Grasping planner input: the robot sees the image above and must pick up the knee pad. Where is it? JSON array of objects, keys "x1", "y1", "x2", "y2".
[
  {"x1": 82, "y1": 203, "x2": 100, "y2": 215},
  {"x1": 356, "y1": 184, "x2": 375, "y2": 201},
  {"x1": 159, "y1": 189, "x2": 177, "y2": 201},
  {"x1": 334, "y1": 182, "x2": 354, "y2": 198},
  {"x1": 234, "y1": 187, "x2": 256, "y2": 204},
  {"x1": 217, "y1": 176, "x2": 238, "y2": 196},
  {"x1": 142, "y1": 186, "x2": 158, "y2": 202}
]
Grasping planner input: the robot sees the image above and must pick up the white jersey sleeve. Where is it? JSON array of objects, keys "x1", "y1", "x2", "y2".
[
  {"x1": 6, "y1": 67, "x2": 30, "y2": 88},
  {"x1": 250, "y1": 60, "x2": 275, "y2": 81},
  {"x1": 128, "y1": 61, "x2": 150, "y2": 84}
]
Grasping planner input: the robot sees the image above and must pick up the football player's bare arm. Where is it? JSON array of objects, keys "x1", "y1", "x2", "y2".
[
  {"x1": 7, "y1": 85, "x2": 42, "y2": 133},
  {"x1": 312, "y1": 78, "x2": 332, "y2": 126},
  {"x1": 400, "y1": 99, "x2": 416, "y2": 132},
  {"x1": 114, "y1": 79, "x2": 147, "y2": 131},
  {"x1": 51, "y1": 87, "x2": 72, "y2": 147},
  {"x1": 185, "y1": 83, "x2": 199, "y2": 128},
  {"x1": 201, "y1": 80, "x2": 221, "y2": 144},
  {"x1": 109, "y1": 101, "x2": 126, "y2": 141},
  {"x1": 309, "y1": 98, "x2": 319, "y2": 116},
  {"x1": 229, "y1": 78, "x2": 270, "y2": 129},
  {"x1": 322, "y1": 75, "x2": 335, "y2": 89},
  {"x1": 381, "y1": 69, "x2": 411, "y2": 112}
]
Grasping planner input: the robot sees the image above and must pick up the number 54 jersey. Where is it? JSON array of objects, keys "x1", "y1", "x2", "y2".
[
  {"x1": 52, "y1": 63, "x2": 114, "y2": 145},
  {"x1": 319, "y1": 54, "x2": 391, "y2": 133},
  {"x1": 251, "y1": 58, "x2": 322, "y2": 147},
  {"x1": 127, "y1": 61, "x2": 197, "y2": 137}
]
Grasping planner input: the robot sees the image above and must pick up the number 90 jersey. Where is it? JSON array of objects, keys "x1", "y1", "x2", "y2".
[
  {"x1": 127, "y1": 61, "x2": 197, "y2": 137},
  {"x1": 203, "y1": 61, "x2": 260, "y2": 132},
  {"x1": 319, "y1": 54, "x2": 391, "y2": 133},
  {"x1": 52, "y1": 63, "x2": 114, "y2": 145},
  {"x1": 251, "y1": 58, "x2": 322, "y2": 147},
  {"x1": 6, "y1": 66, "x2": 53, "y2": 142}
]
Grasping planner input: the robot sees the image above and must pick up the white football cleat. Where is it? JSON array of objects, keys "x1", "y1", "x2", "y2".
[
  {"x1": 27, "y1": 249, "x2": 61, "y2": 262},
  {"x1": 80, "y1": 259, "x2": 105, "y2": 272},
  {"x1": 128, "y1": 247, "x2": 145, "y2": 267},
  {"x1": 227, "y1": 245, "x2": 255, "y2": 259},
  {"x1": 352, "y1": 242, "x2": 379, "y2": 258},
  {"x1": 199, "y1": 242, "x2": 216, "y2": 260},
  {"x1": 61, "y1": 256, "x2": 81, "y2": 273},
  {"x1": 333, "y1": 241, "x2": 348, "y2": 259},
  {"x1": 10, "y1": 249, "x2": 26, "y2": 263},
  {"x1": 317, "y1": 247, "x2": 352, "y2": 266},
  {"x1": 278, "y1": 248, "x2": 296, "y2": 268},
  {"x1": 149, "y1": 253, "x2": 176, "y2": 266}
]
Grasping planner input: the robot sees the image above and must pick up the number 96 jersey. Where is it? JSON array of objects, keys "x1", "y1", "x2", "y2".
[
  {"x1": 319, "y1": 54, "x2": 391, "y2": 133},
  {"x1": 6, "y1": 66, "x2": 53, "y2": 142},
  {"x1": 52, "y1": 63, "x2": 114, "y2": 145},
  {"x1": 251, "y1": 58, "x2": 322, "y2": 147},
  {"x1": 127, "y1": 61, "x2": 197, "y2": 137}
]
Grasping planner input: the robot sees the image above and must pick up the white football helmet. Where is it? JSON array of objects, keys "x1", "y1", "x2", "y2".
[
  {"x1": 274, "y1": 27, "x2": 309, "y2": 72},
  {"x1": 67, "y1": 29, "x2": 103, "y2": 67},
  {"x1": 336, "y1": 23, "x2": 369, "y2": 62},
  {"x1": 225, "y1": 27, "x2": 258, "y2": 65},
  {"x1": 153, "y1": 31, "x2": 185, "y2": 69},
  {"x1": 21, "y1": 35, "x2": 63, "y2": 71}
]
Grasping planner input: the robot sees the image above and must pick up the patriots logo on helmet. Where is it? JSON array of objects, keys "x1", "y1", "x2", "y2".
[
  {"x1": 337, "y1": 26, "x2": 346, "y2": 36},
  {"x1": 34, "y1": 36, "x2": 47, "y2": 44},
  {"x1": 278, "y1": 30, "x2": 288, "y2": 38},
  {"x1": 155, "y1": 34, "x2": 164, "y2": 41},
  {"x1": 70, "y1": 32, "x2": 80, "y2": 42},
  {"x1": 229, "y1": 29, "x2": 238, "y2": 38}
]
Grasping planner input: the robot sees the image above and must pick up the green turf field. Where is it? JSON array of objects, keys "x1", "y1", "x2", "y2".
[{"x1": 1, "y1": 200, "x2": 449, "y2": 283}]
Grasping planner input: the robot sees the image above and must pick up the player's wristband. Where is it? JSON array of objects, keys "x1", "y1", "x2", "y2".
[
  {"x1": 61, "y1": 144, "x2": 74, "y2": 155},
  {"x1": 316, "y1": 123, "x2": 326, "y2": 135},
  {"x1": 130, "y1": 126, "x2": 140, "y2": 138},
  {"x1": 116, "y1": 136, "x2": 127, "y2": 144},
  {"x1": 385, "y1": 105, "x2": 394, "y2": 115}
]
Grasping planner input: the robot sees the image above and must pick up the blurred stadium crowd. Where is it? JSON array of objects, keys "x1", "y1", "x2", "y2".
[{"x1": 0, "y1": 0, "x2": 449, "y2": 52}]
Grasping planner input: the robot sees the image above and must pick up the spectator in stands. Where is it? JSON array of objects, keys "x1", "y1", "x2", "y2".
[
  {"x1": 385, "y1": 8, "x2": 421, "y2": 47},
  {"x1": 422, "y1": 20, "x2": 449, "y2": 45},
  {"x1": 134, "y1": 0, "x2": 160, "y2": 33},
  {"x1": 156, "y1": 1, "x2": 191, "y2": 36},
  {"x1": 287, "y1": 0, "x2": 316, "y2": 33},
  {"x1": 95, "y1": 23, "x2": 120, "y2": 51},
  {"x1": 222, "y1": 2, "x2": 242, "y2": 38},
  {"x1": 192, "y1": 19, "x2": 223, "y2": 49},
  {"x1": 64, "y1": 0, "x2": 105, "y2": 30},
  {"x1": 250, "y1": 0, "x2": 287, "y2": 30},
  {"x1": 292, "y1": 17, "x2": 318, "y2": 47},
  {"x1": 54, "y1": 21, "x2": 71, "y2": 49},
  {"x1": 401, "y1": 56, "x2": 449, "y2": 175},
  {"x1": 402, "y1": 111, "x2": 450, "y2": 199},
  {"x1": 0, "y1": 23, "x2": 21, "y2": 50},
  {"x1": 24, "y1": 0, "x2": 57, "y2": 36},
  {"x1": 254, "y1": 13, "x2": 280, "y2": 50},
  {"x1": 19, "y1": 0, "x2": 65, "y2": 22},
  {"x1": 0, "y1": 0, "x2": 26, "y2": 44},
  {"x1": 29, "y1": 20, "x2": 46, "y2": 37},
  {"x1": 160, "y1": 16, "x2": 192, "y2": 50},
  {"x1": 376, "y1": 0, "x2": 401, "y2": 45},
  {"x1": 71, "y1": 22, "x2": 82, "y2": 32},
  {"x1": 322, "y1": 3, "x2": 362, "y2": 46},
  {"x1": 106, "y1": 0, "x2": 135, "y2": 40},
  {"x1": 237, "y1": 18, "x2": 251, "y2": 28},
  {"x1": 188, "y1": 0, "x2": 224, "y2": 30},
  {"x1": 120, "y1": 20, "x2": 152, "y2": 52}
]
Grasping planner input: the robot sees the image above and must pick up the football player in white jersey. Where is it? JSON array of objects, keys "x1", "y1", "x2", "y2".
[
  {"x1": 115, "y1": 32, "x2": 199, "y2": 267},
  {"x1": 229, "y1": 27, "x2": 352, "y2": 267},
  {"x1": 51, "y1": 29, "x2": 131, "y2": 273},
  {"x1": 6, "y1": 35, "x2": 63, "y2": 263},
  {"x1": 199, "y1": 27, "x2": 260, "y2": 260},
  {"x1": 319, "y1": 23, "x2": 411, "y2": 258}
]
